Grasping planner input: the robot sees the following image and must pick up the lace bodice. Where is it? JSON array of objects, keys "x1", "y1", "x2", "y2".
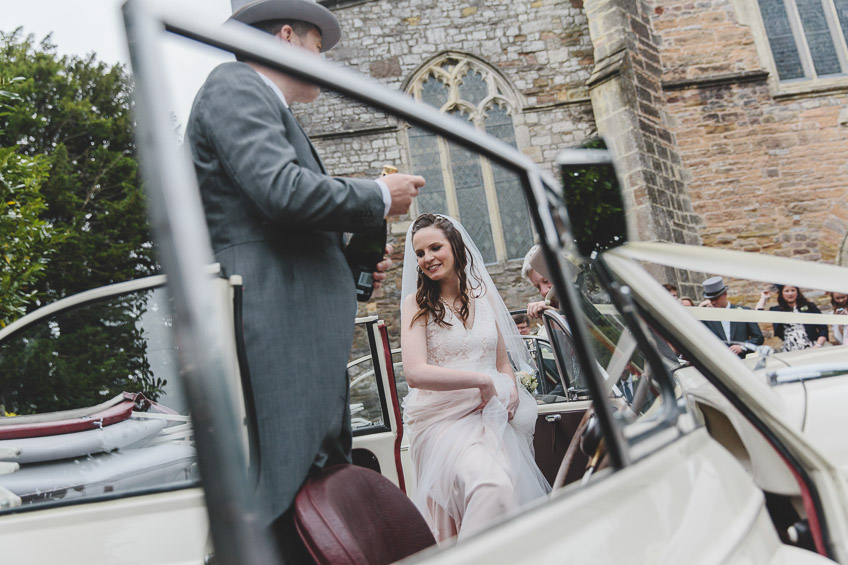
[{"x1": 426, "y1": 295, "x2": 499, "y2": 371}]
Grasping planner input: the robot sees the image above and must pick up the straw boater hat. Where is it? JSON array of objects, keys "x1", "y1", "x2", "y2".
[{"x1": 228, "y1": 0, "x2": 342, "y2": 52}]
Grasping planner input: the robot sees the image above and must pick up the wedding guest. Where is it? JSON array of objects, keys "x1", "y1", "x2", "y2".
[
  {"x1": 662, "y1": 284, "x2": 678, "y2": 299},
  {"x1": 770, "y1": 285, "x2": 827, "y2": 351},
  {"x1": 521, "y1": 244, "x2": 558, "y2": 320},
  {"x1": 512, "y1": 313, "x2": 532, "y2": 336},
  {"x1": 754, "y1": 288, "x2": 771, "y2": 310},
  {"x1": 829, "y1": 292, "x2": 847, "y2": 345},
  {"x1": 400, "y1": 214, "x2": 550, "y2": 542},
  {"x1": 701, "y1": 276, "x2": 764, "y2": 358},
  {"x1": 680, "y1": 297, "x2": 695, "y2": 307}
]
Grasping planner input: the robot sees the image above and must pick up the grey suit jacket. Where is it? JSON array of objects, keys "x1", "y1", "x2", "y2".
[
  {"x1": 186, "y1": 62, "x2": 384, "y2": 522},
  {"x1": 702, "y1": 304, "x2": 764, "y2": 358}
]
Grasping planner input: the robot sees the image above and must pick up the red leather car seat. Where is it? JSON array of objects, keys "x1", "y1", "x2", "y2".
[{"x1": 294, "y1": 464, "x2": 436, "y2": 565}]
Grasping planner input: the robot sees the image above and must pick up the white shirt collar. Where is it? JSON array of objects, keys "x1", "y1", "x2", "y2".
[{"x1": 255, "y1": 70, "x2": 289, "y2": 108}]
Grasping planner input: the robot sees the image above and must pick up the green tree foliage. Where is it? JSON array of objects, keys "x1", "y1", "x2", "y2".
[
  {"x1": 0, "y1": 28, "x2": 156, "y2": 305},
  {"x1": 0, "y1": 30, "x2": 164, "y2": 413},
  {"x1": 0, "y1": 289, "x2": 168, "y2": 415},
  {"x1": 0, "y1": 145, "x2": 65, "y2": 327},
  {"x1": 560, "y1": 136, "x2": 627, "y2": 260}
]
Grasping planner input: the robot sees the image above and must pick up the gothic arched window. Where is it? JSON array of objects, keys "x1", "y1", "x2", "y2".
[
  {"x1": 757, "y1": 0, "x2": 848, "y2": 81},
  {"x1": 406, "y1": 55, "x2": 533, "y2": 263}
]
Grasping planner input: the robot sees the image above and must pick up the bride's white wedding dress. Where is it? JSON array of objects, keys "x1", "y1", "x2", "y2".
[{"x1": 403, "y1": 294, "x2": 551, "y2": 542}]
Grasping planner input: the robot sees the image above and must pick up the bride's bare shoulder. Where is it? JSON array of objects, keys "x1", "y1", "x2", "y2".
[
  {"x1": 402, "y1": 294, "x2": 426, "y2": 326},
  {"x1": 403, "y1": 293, "x2": 418, "y2": 310}
]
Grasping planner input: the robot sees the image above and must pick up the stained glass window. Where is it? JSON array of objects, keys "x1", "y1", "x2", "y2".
[
  {"x1": 420, "y1": 75, "x2": 449, "y2": 110},
  {"x1": 837, "y1": 0, "x2": 848, "y2": 47},
  {"x1": 408, "y1": 126, "x2": 447, "y2": 213},
  {"x1": 407, "y1": 56, "x2": 530, "y2": 262},
  {"x1": 758, "y1": 0, "x2": 805, "y2": 80},
  {"x1": 757, "y1": 0, "x2": 848, "y2": 81},
  {"x1": 449, "y1": 110, "x2": 495, "y2": 262},
  {"x1": 458, "y1": 69, "x2": 488, "y2": 106},
  {"x1": 485, "y1": 105, "x2": 534, "y2": 260},
  {"x1": 797, "y1": 0, "x2": 841, "y2": 76}
]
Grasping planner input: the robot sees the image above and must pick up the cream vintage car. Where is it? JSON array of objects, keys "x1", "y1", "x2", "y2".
[{"x1": 2, "y1": 1, "x2": 848, "y2": 563}]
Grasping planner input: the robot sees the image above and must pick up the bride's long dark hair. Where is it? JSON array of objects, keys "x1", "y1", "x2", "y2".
[{"x1": 410, "y1": 214, "x2": 484, "y2": 328}]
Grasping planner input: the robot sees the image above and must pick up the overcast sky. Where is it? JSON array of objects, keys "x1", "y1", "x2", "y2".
[{"x1": 4, "y1": 0, "x2": 234, "y2": 130}]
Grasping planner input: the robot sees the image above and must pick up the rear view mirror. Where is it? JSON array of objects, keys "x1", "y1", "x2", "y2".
[{"x1": 556, "y1": 139, "x2": 628, "y2": 259}]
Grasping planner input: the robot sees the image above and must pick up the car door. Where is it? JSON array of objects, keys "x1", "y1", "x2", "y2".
[
  {"x1": 349, "y1": 316, "x2": 408, "y2": 492},
  {"x1": 532, "y1": 310, "x2": 592, "y2": 488}
]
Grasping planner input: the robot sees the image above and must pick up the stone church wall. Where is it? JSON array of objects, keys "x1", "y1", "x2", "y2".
[
  {"x1": 294, "y1": 0, "x2": 848, "y2": 346},
  {"x1": 650, "y1": 0, "x2": 848, "y2": 312}
]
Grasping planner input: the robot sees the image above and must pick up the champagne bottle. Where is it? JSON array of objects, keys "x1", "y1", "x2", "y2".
[{"x1": 346, "y1": 165, "x2": 395, "y2": 302}]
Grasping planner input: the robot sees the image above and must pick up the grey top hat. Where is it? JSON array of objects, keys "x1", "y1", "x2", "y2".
[
  {"x1": 702, "y1": 276, "x2": 728, "y2": 299},
  {"x1": 229, "y1": 0, "x2": 342, "y2": 52}
]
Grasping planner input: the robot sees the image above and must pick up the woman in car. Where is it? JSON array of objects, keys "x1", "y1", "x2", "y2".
[
  {"x1": 769, "y1": 285, "x2": 828, "y2": 351},
  {"x1": 400, "y1": 214, "x2": 550, "y2": 543}
]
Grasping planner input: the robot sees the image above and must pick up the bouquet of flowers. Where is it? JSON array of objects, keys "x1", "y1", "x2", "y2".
[{"x1": 516, "y1": 370, "x2": 538, "y2": 394}]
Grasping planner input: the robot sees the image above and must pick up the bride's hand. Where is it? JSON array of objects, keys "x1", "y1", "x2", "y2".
[
  {"x1": 475, "y1": 375, "x2": 497, "y2": 411},
  {"x1": 507, "y1": 384, "x2": 519, "y2": 421}
]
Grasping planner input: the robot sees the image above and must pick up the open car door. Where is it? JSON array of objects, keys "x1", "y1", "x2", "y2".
[{"x1": 349, "y1": 317, "x2": 408, "y2": 492}]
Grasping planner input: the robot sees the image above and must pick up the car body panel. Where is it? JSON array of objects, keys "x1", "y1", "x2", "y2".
[
  {"x1": 533, "y1": 400, "x2": 593, "y2": 487},
  {"x1": 804, "y1": 376, "x2": 848, "y2": 470},
  {"x1": 680, "y1": 345, "x2": 848, "y2": 479},
  {"x1": 677, "y1": 364, "x2": 803, "y2": 495},
  {"x1": 2, "y1": 488, "x2": 210, "y2": 564},
  {"x1": 754, "y1": 346, "x2": 848, "y2": 468},
  {"x1": 349, "y1": 318, "x2": 406, "y2": 491},
  {"x1": 405, "y1": 429, "x2": 832, "y2": 564},
  {"x1": 603, "y1": 245, "x2": 848, "y2": 561}
]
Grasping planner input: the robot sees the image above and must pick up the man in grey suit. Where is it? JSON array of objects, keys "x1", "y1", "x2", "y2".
[
  {"x1": 701, "y1": 276, "x2": 764, "y2": 359},
  {"x1": 186, "y1": 0, "x2": 424, "y2": 559}
]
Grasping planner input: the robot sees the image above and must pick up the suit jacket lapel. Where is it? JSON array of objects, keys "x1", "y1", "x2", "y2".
[
  {"x1": 704, "y1": 320, "x2": 724, "y2": 342},
  {"x1": 282, "y1": 106, "x2": 326, "y2": 174},
  {"x1": 728, "y1": 305, "x2": 743, "y2": 342},
  {"x1": 279, "y1": 105, "x2": 343, "y2": 246}
]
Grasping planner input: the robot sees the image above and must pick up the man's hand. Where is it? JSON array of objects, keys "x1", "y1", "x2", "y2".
[
  {"x1": 372, "y1": 244, "x2": 393, "y2": 291},
  {"x1": 383, "y1": 174, "x2": 425, "y2": 216},
  {"x1": 527, "y1": 300, "x2": 552, "y2": 319},
  {"x1": 729, "y1": 344, "x2": 745, "y2": 355}
]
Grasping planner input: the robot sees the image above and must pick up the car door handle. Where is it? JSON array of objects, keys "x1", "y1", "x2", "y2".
[{"x1": 545, "y1": 414, "x2": 561, "y2": 423}]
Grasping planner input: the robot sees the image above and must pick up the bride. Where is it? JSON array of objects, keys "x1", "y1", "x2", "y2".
[{"x1": 400, "y1": 213, "x2": 551, "y2": 543}]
